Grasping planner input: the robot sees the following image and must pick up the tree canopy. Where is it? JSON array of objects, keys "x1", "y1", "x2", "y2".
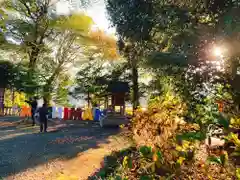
[{"x1": 0, "y1": 0, "x2": 94, "y2": 71}]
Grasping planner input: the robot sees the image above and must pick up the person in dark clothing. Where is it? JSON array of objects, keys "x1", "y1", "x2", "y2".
[
  {"x1": 25, "y1": 96, "x2": 38, "y2": 126},
  {"x1": 38, "y1": 103, "x2": 48, "y2": 133}
]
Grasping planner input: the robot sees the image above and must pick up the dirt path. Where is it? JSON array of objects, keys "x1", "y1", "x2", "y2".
[
  {"x1": 0, "y1": 118, "x2": 131, "y2": 180},
  {"x1": 6, "y1": 134, "x2": 130, "y2": 180}
]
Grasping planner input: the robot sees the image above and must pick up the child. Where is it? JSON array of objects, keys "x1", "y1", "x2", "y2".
[{"x1": 38, "y1": 103, "x2": 48, "y2": 133}]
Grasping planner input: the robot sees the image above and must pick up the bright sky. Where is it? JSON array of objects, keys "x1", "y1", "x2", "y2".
[{"x1": 56, "y1": 0, "x2": 115, "y2": 35}]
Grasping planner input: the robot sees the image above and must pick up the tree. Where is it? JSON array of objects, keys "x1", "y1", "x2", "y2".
[
  {"x1": 73, "y1": 60, "x2": 130, "y2": 107},
  {"x1": 38, "y1": 31, "x2": 82, "y2": 103},
  {"x1": 73, "y1": 60, "x2": 105, "y2": 107},
  {"x1": 106, "y1": 0, "x2": 240, "y2": 109},
  {"x1": 85, "y1": 30, "x2": 120, "y2": 61},
  {"x1": 36, "y1": 25, "x2": 119, "y2": 103},
  {"x1": 1, "y1": 0, "x2": 98, "y2": 101},
  {"x1": 106, "y1": 0, "x2": 156, "y2": 109},
  {"x1": 0, "y1": 60, "x2": 16, "y2": 88},
  {"x1": 1, "y1": 0, "x2": 93, "y2": 72},
  {"x1": 52, "y1": 73, "x2": 73, "y2": 107},
  {"x1": 1, "y1": 0, "x2": 55, "y2": 70}
]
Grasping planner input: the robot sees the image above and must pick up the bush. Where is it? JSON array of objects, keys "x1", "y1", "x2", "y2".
[
  {"x1": 90, "y1": 93, "x2": 239, "y2": 179},
  {"x1": 132, "y1": 93, "x2": 186, "y2": 149}
]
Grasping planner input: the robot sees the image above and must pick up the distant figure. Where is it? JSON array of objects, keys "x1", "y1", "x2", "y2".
[
  {"x1": 25, "y1": 96, "x2": 38, "y2": 126},
  {"x1": 38, "y1": 103, "x2": 48, "y2": 133}
]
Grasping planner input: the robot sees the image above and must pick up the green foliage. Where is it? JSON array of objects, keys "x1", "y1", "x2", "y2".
[
  {"x1": 0, "y1": 60, "x2": 16, "y2": 88},
  {"x1": 217, "y1": 114, "x2": 230, "y2": 130},
  {"x1": 52, "y1": 74, "x2": 72, "y2": 107},
  {"x1": 207, "y1": 156, "x2": 223, "y2": 165},
  {"x1": 176, "y1": 131, "x2": 206, "y2": 142},
  {"x1": 225, "y1": 132, "x2": 240, "y2": 157},
  {"x1": 1, "y1": 0, "x2": 95, "y2": 79},
  {"x1": 73, "y1": 60, "x2": 130, "y2": 106},
  {"x1": 207, "y1": 153, "x2": 228, "y2": 167},
  {"x1": 73, "y1": 60, "x2": 106, "y2": 104},
  {"x1": 185, "y1": 80, "x2": 234, "y2": 131},
  {"x1": 102, "y1": 1, "x2": 240, "y2": 179},
  {"x1": 139, "y1": 146, "x2": 153, "y2": 158},
  {"x1": 147, "y1": 52, "x2": 188, "y2": 67}
]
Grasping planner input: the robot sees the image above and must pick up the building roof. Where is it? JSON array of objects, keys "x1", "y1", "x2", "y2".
[{"x1": 107, "y1": 81, "x2": 129, "y2": 93}]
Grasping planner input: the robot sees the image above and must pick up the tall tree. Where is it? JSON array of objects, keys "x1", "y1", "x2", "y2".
[
  {"x1": 73, "y1": 60, "x2": 130, "y2": 107},
  {"x1": 37, "y1": 26, "x2": 118, "y2": 103},
  {"x1": 73, "y1": 60, "x2": 105, "y2": 107},
  {"x1": 1, "y1": 0, "x2": 93, "y2": 71},
  {"x1": 106, "y1": 0, "x2": 240, "y2": 109},
  {"x1": 1, "y1": 0, "x2": 55, "y2": 70},
  {"x1": 86, "y1": 30, "x2": 120, "y2": 61},
  {"x1": 1, "y1": 0, "x2": 94, "y2": 97},
  {"x1": 38, "y1": 31, "x2": 83, "y2": 103},
  {"x1": 106, "y1": 0, "x2": 156, "y2": 109},
  {"x1": 0, "y1": 60, "x2": 16, "y2": 88},
  {"x1": 52, "y1": 73, "x2": 73, "y2": 107}
]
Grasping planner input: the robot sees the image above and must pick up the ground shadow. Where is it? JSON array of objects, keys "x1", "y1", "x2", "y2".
[
  {"x1": 88, "y1": 146, "x2": 135, "y2": 180},
  {"x1": 0, "y1": 119, "x2": 120, "y2": 178}
]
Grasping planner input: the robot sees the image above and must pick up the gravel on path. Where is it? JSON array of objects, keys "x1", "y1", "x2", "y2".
[{"x1": 0, "y1": 118, "x2": 131, "y2": 180}]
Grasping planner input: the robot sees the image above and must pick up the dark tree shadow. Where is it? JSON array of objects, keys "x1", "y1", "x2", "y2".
[{"x1": 0, "y1": 120, "x2": 120, "y2": 178}]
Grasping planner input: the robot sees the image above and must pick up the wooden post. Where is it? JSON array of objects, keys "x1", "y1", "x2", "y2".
[
  {"x1": 0, "y1": 88, "x2": 5, "y2": 116},
  {"x1": 104, "y1": 95, "x2": 108, "y2": 109},
  {"x1": 11, "y1": 89, "x2": 15, "y2": 115},
  {"x1": 87, "y1": 91, "x2": 90, "y2": 108},
  {"x1": 123, "y1": 94, "x2": 126, "y2": 115}
]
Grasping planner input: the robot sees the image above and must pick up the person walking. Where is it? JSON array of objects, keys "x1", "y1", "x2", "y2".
[
  {"x1": 38, "y1": 103, "x2": 48, "y2": 133},
  {"x1": 25, "y1": 96, "x2": 38, "y2": 126}
]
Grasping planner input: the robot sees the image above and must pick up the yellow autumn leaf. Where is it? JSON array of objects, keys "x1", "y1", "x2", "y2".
[
  {"x1": 82, "y1": 29, "x2": 119, "y2": 60},
  {"x1": 119, "y1": 124, "x2": 125, "y2": 128},
  {"x1": 208, "y1": 175, "x2": 213, "y2": 180},
  {"x1": 55, "y1": 13, "x2": 93, "y2": 34},
  {"x1": 177, "y1": 157, "x2": 185, "y2": 165},
  {"x1": 151, "y1": 163, "x2": 156, "y2": 172},
  {"x1": 176, "y1": 145, "x2": 183, "y2": 151}
]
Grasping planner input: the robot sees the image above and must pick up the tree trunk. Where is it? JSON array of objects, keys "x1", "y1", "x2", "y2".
[
  {"x1": 131, "y1": 60, "x2": 139, "y2": 110},
  {"x1": 42, "y1": 65, "x2": 62, "y2": 105},
  {"x1": 87, "y1": 91, "x2": 90, "y2": 108},
  {"x1": 11, "y1": 89, "x2": 15, "y2": 106},
  {"x1": 43, "y1": 84, "x2": 52, "y2": 106},
  {"x1": 230, "y1": 58, "x2": 239, "y2": 79},
  {"x1": 0, "y1": 88, "x2": 5, "y2": 115},
  {"x1": 28, "y1": 46, "x2": 40, "y2": 70}
]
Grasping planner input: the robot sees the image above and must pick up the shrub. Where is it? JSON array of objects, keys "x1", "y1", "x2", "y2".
[{"x1": 132, "y1": 93, "x2": 186, "y2": 148}]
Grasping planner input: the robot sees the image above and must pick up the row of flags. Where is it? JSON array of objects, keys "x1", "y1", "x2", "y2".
[{"x1": 2, "y1": 106, "x2": 103, "y2": 121}]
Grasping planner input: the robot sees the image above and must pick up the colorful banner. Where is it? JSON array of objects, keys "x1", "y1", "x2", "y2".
[
  {"x1": 58, "y1": 107, "x2": 63, "y2": 119},
  {"x1": 94, "y1": 108, "x2": 101, "y2": 121},
  {"x1": 63, "y1": 107, "x2": 69, "y2": 120},
  {"x1": 1, "y1": 105, "x2": 102, "y2": 121},
  {"x1": 20, "y1": 106, "x2": 31, "y2": 117},
  {"x1": 82, "y1": 108, "x2": 93, "y2": 120}
]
